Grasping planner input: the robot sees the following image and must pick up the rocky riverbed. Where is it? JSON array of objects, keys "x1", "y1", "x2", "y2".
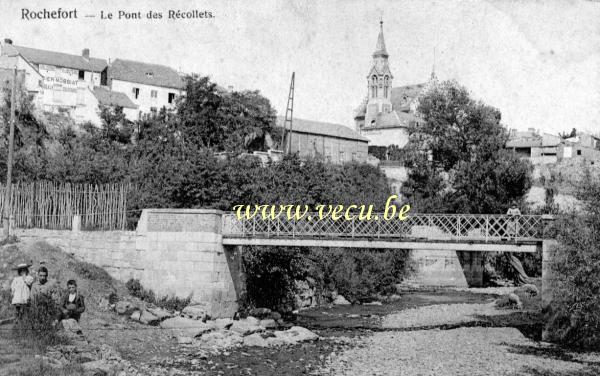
[{"x1": 3, "y1": 286, "x2": 600, "y2": 375}]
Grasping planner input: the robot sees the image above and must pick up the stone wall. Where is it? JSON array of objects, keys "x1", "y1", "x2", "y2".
[{"x1": 14, "y1": 209, "x2": 239, "y2": 318}]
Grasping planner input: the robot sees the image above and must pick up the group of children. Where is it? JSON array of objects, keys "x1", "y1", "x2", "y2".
[{"x1": 10, "y1": 262, "x2": 85, "y2": 322}]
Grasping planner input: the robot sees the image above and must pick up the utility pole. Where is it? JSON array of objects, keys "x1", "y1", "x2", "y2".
[
  {"x1": 279, "y1": 72, "x2": 295, "y2": 154},
  {"x1": 3, "y1": 67, "x2": 17, "y2": 238}
]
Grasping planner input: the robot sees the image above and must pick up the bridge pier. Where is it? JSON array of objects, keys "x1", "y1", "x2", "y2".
[
  {"x1": 402, "y1": 250, "x2": 484, "y2": 288},
  {"x1": 541, "y1": 239, "x2": 559, "y2": 341},
  {"x1": 134, "y1": 209, "x2": 239, "y2": 318}
]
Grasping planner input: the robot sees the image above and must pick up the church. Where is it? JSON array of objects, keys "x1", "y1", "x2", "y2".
[{"x1": 354, "y1": 21, "x2": 438, "y2": 149}]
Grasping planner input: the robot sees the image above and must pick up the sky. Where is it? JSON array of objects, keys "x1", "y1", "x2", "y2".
[{"x1": 1, "y1": 0, "x2": 599, "y2": 135}]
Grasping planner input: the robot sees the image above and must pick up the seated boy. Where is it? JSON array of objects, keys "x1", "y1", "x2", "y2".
[{"x1": 59, "y1": 280, "x2": 85, "y2": 322}]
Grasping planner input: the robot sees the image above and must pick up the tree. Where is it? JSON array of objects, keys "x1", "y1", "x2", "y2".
[
  {"x1": 559, "y1": 128, "x2": 577, "y2": 139},
  {"x1": 176, "y1": 75, "x2": 278, "y2": 153},
  {"x1": 401, "y1": 80, "x2": 532, "y2": 214}
]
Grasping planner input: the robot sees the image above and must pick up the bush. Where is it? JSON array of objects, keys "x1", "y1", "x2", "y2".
[
  {"x1": 544, "y1": 174, "x2": 600, "y2": 349},
  {"x1": 302, "y1": 248, "x2": 410, "y2": 303},
  {"x1": 12, "y1": 294, "x2": 68, "y2": 350},
  {"x1": 125, "y1": 278, "x2": 191, "y2": 312},
  {"x1": 67, "y1": 259, "x2": 113, "y2": 283},
  {"x1": 242, "y1": 247, "x2": 410, "y2": 311}
]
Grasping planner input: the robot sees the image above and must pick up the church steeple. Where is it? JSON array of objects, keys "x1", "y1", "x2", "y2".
[
  {"x1": 361, "y1": 18, "x2": 394, "y2": 128},
  {"x1": 373, "y1": 20, "x2": 389, "y2": 58}
]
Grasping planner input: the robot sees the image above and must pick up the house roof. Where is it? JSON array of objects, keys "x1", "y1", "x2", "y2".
[
  {"x1": 276, "y1": 116, "x2": 368, "y2": 142},
  {"x1": 109, "y1": 59, "x2": 184, "y2": 90},
  {"x1": 8, "y1": 44, "x2": 107, "y2": 72},
  {"x1": 93, "y1": 86, "x2": 138, "y2": 109}
]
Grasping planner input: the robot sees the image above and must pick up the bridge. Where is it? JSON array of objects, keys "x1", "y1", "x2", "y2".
[{"x1": 222, "y1": 213, "x2": 553, "y2": 253}]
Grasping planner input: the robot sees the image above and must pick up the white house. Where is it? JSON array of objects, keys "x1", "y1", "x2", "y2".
[
  {"x1": 107, "y1": 59, "x2": 184, "y2": 118},
  {"x1": 0, "y1": 38, "x2": 138, "y2": 125}
]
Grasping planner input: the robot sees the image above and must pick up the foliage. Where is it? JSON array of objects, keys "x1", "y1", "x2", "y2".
[
  {"x1": 242, "y1": 247, "x2": 302, "y2": 312},
  {"x1": 301, "y1": 248, "x2": 410, "y2": 303},
  {"x1": 368, "y1": 145, "x2": 406, "y2": 162},
  {"x1": 176, "y1": 75, "x2": 277, "y2": 152},
  {"x1": 243, "y1": 247, "x2": 410, "y2": 310},
  {"x1": 67, "y1": 259, "x2": 113, "y2": 283},
  {"x1": 12, "y1": 294, "x2": 68, "y2": 350},
  {"x1": 16, "y1": 361, "x2": 86, "y2": 376},
  {"x1": 401, "y1": 80, "x2": 532, "y2": 214},
  {"x1": 545, "y1": 173, "x2": 600, "y2": 349},
  {"x1": 126, "y1": 278, "x2": 191, "y2": 312}
]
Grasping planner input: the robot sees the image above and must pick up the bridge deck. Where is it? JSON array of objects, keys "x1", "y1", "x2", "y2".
[{"x1": 222, "y1": 213, "x2": 549, "y2": 252}]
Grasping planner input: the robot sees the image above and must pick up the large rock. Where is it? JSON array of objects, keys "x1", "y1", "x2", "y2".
[
  {"x1": 212, "y1": 318, "x2": 234, "y2": 330},
  {"x1": 274, "y1": 326, "x2": 319, "y2": 344},
  {"x1": 81, "y1": 359, "x2": 113, "y2": 374},
  {"x1": 248, "y1": 308, "x2": 271, "y2": 319},
  {"x1": 115, "y1": 301, "x2": 135, "y2": 315},
  {"x1": 200, "y1": 330, "x2": 243, "y2": 348},
  {"x1": 495, "y1": 293, "x2": 523, "y2": 309},
  {"x1": 243, "y1": 333, "x2": 269, "y2": 347},
  {"x1": 160, "y1": 317, "x2": 213, "y2": 337},
  {"x1": 61, "y1": 319, "x2": 82, "y2": 334},
  {"x1": 146, "y1": 306, "x2": 173, "y2": 321},
  {"x1": 333, "y1": 295, "x2": 351, "y2": 305},
  {"x1": 259, "y1": 319, "x2": 277, "y2": 329},
  {"x1": 515, "y1": 283, "x2": 538, "y2": 298},
  {"x1": 182, "y1": 305, "x2": 209, "y2": 320},
  {"x1": 243, "y1": 316, "x2": 260, "y2": 326},
  {"x1": 139, "y1": 310, "x2": 160, "y2": 325},
  {"x1": 130, "y1": 311, "x2": 141, "y2": 322},
  {"x1": 230, "y1": 319, "x2": 263, "y2": 336}
]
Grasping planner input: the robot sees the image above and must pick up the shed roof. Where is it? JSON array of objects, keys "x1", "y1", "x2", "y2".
[
  {"x1": 93, "y1": 86, "x2": 137, "y2": 109},
  {"x1": 276, "y1": 116, "x2": 368, "y2": 142}
]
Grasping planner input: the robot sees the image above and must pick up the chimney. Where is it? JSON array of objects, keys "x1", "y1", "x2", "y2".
[
  {"x1": 82, "y1": 48, "x2": 90, "y2": 60},
  {"x1": 4, "y1": 38, "x2": 13, "y2": 45}
]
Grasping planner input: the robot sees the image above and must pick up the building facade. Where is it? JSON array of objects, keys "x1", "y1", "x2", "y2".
[
  {"x1": 506, "y1": 129, "x2": 600, "y2": 165},
  {"x1": 0, "y1": 39, "x2": 189, "y2": 125},
  {"x1": 108, "y1": 59, "x2": 184, "y2": 117},
  {"x1": 277, "y1": 117, "x2": 368, "y2": 164}
]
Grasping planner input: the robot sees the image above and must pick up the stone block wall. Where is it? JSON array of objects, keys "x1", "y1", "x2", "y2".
[{"x1": 14, "y1": 209, "x2": 239, "y2": 318}]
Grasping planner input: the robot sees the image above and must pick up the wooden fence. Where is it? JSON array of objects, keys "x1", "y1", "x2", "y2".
[{"x1": 0, "y1": 181, "x2": 130, "y2": 230}]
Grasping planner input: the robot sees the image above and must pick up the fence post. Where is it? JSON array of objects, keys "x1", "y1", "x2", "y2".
[
  {"x1": 351, "y1": 217, "x2": 355, "y2": 238},
  {"x1": 485, "y1": 216, "x2": 489, "y2": 242},
  {"x1": 72, "y1": 214, "x2": 81, "y2": 233}
]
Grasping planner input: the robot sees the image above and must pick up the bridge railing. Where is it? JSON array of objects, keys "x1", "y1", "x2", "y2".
[{"x1": 221, "y1": 213, "x2": 547, "y2": 242}]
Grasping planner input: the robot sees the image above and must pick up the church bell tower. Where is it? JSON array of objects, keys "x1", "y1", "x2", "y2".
[{"x1": 364, "y1": 20, "x2": 393, "y2": 128}]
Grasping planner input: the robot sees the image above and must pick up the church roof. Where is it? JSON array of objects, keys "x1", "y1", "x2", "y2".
[
  {"x1": 374, "y1": 111, "x2": 420, "y2": 129},
  {"x1": 276, "y1": 116, "x2": 368, "y2": 142},
  {"x1": 372, "y1": 21, "x2": 389, "y2": 58},
  {"x1": 390, "y1": 84, "x2": 426, "y2": 113}
]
